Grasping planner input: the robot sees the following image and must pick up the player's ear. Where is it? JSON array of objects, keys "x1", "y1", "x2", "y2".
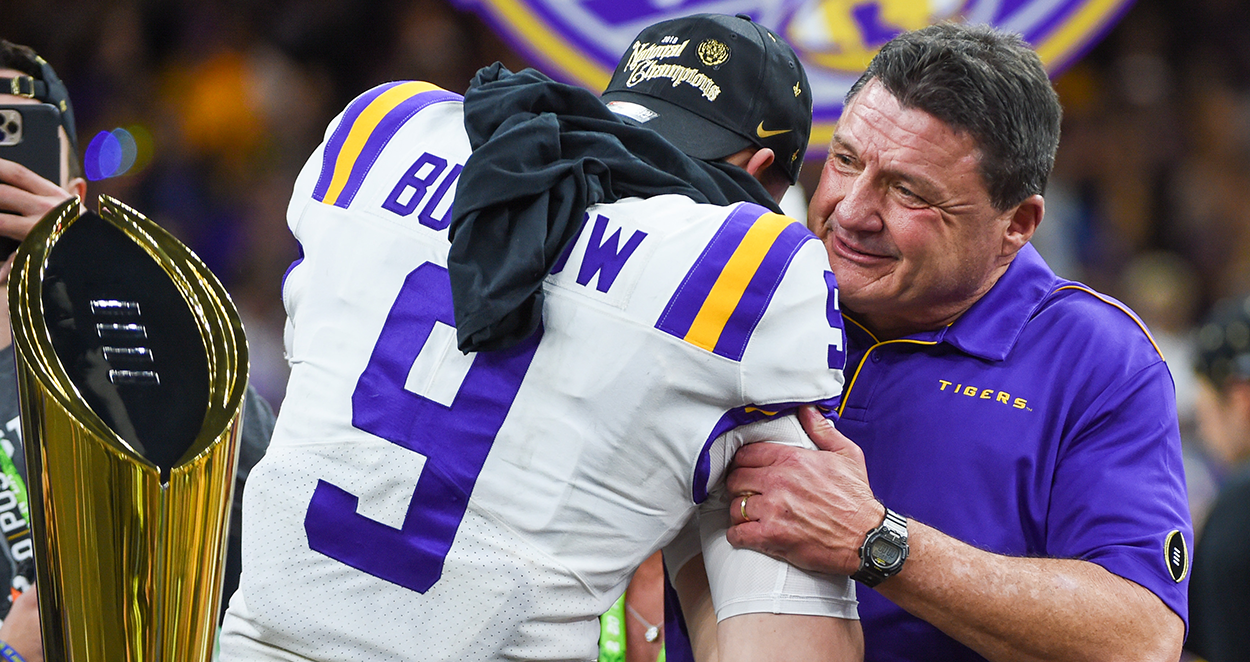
[
  {"x1": 743, "y1": 148, "x2": 776, "y2": 181},
  {"x1": 66, "y1": 177, "x2": 87, "y2": 203},
  {"x1": 744, "y1": 148, "x2": 789, "y2": 204}
]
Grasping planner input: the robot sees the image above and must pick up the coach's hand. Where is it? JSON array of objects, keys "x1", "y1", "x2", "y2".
[{"x1": 726, "y1": 406, "x2": 882, "y2": 576}]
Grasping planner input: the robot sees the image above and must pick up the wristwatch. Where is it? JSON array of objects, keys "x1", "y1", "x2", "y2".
[{"x1": 851, "y1": 506, "x2": 909, "y2": 587}]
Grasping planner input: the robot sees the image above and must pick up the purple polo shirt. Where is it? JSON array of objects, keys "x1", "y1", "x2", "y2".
[{"x1": 840, "y1": 244, "x2": 1191, "y2": 661}]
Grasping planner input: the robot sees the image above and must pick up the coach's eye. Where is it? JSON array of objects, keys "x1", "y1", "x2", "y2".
[
  {"x1": 830, "y1": 152, "x2": 858, "y2": 174},
  {"x1": 894, "y1": 184, "x2": 929, "y2": 207}
]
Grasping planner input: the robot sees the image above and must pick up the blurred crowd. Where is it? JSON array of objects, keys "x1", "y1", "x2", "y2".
[
  {"x1": 7, "y1": 0, "x2": 1250, "y2": 529},
  {"x1": 7, "y1": 0, "x2": 527, "y2": 412}
]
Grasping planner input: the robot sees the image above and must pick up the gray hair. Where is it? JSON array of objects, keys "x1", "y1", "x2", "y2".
[{"x1": 846, "y1": 23, "x2": 1062, "y2": 211}]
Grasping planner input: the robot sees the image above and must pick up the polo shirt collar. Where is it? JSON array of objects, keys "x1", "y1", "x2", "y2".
[{"x1": 846, "y1": 243, "x2": 1059, "y2": 362}]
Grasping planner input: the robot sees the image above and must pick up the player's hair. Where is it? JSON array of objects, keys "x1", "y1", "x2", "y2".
[
  {"x1": 0, "y1": 39, "x2": 84, "y2": 182},
  {"x1": 0, "y1": 40, "x2": 42, "y2": 80},
  {"x1": 845, "y1": 23, "x2": 1061, "y2": 211}
]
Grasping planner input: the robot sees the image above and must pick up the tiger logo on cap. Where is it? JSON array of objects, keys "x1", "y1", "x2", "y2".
[{"x1": 698, "y1": 39, "x2": 730, "y2": 67}]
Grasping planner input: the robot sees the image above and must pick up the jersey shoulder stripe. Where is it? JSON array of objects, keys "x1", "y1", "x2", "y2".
[
  {"x1": 656, "y1": 203, "x2": 814, "y2": 361},
  {"x1": 691, "y1": 397, "x2": 841, "y2": 503},
  {"x1": 313, "y1": 81, "x2": 462, "y2": 208}
]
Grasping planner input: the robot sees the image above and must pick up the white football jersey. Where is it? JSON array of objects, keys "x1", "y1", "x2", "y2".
[{"x1": 220, "y1": 81, "x2": 848, "y2": 662}]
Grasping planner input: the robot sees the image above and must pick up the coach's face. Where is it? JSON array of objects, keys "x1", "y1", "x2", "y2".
[{"x1": 807, "y1": 79, "x2": 1041, "y2": 339}]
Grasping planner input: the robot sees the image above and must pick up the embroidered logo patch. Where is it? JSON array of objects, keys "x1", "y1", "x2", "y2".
[
  {"x1": 1164, "y1": 530, "x2": 1188, "y2": 583},
  {"x1": 697, "y1": 39, "x2": 730, "y2": 67}
]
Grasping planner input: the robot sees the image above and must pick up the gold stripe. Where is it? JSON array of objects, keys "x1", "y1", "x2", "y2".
[
  {"x1": 1034, "y1": 0, "x2": 1128, "y2": 66},
  {"x1": 684, "y1": 214, "x2": 794, "y2": 352},
  {"x1": 323, "y1": 81, "x2": 442, "y2": 205},
  {"x1": 837, "y1": 315, "x2": 938, "y2": 418},
  {"x1": 1053, "y1": 285, "x2": 1165, "y2": 360},
  {"x1": 837, "y1": 280, "x2": 1164, "y2": 417},
  {"x1": 477, "y1": 0, "x2": 611, "y2": 90}
]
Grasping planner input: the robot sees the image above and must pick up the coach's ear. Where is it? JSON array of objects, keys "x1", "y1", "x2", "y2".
[{"x1": 1000, "y1": 194, "x2": 1042, "y2": 263}]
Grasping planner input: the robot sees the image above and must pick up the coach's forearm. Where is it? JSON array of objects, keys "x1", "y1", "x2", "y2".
[{"x1": 876, "y1": 520, "x2": 1183, "y2": 662}]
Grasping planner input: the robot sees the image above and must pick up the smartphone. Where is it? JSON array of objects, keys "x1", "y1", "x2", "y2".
[
  {"x1": 0, "y1": 103, "x2": 63, "y2": 256},
  {"x1": 0, "y1": 103, "x2": 62, "y2": 184}
]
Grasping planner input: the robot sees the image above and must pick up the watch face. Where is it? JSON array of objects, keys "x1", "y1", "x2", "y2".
[{"x1": 869, "y1": 537, "x2": 902, "y2": 568}]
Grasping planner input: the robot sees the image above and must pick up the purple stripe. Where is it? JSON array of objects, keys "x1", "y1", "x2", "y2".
[
  {"x1": 691, "y1": 395, "x2": 843, "y2": 504},
  {"x1": 520, "y1": 0, "x2": 623, "y2": 68},
  {"x1": 281, "y1": 242, "x2": 305, "y2": 295},
  {"x1": 333, "y1": 89, "x2": 463, "y2": 209},
  {"x1": 313, "y1": 82, "x2": 402, "y2": 202},
  {"x1": 1046, "y1": 0, "x2": 1137, "y2": 77},
  {"x1": 990, "y1": 0, "x2": 1028, "y2": 23},
  {"x1": 713, "y1": 222, "x2": 814, "y2": 361},
  {"x1": 1019, "y1": 0, "x2": 1088, "y2": 42},
  {"x1": 451, "y1": 1, "x2": 606, "y2": 86},
  {"x1": 825, "y1": 270, "x2": 847, "y2": 370},
  {"x1": 655, "y1": 203, "x2": 770, "y2": 340},
  {"x1": 663, "y1": 573, "x2": 694, "y2": 662}
]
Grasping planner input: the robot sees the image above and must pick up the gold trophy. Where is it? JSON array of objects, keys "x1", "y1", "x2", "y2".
[{"x1": 7, "y1": 195, "x2": 248, "y2": 661}]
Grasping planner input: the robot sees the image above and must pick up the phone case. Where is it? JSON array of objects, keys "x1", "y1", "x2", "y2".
[{"x1": 0, "y1": 103, "x2": 63, "y2": 184}]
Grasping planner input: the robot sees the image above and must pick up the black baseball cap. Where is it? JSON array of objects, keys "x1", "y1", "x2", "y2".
[
  {"x1": 600, "y1": 13, "x2": 813, "y2": 184},
  {"x1": 1197, "y1": 295, "x2": 1250, "y2": 387},
  {"x1": 0, "y1": 42, "x2": 78, "y2": 152}
]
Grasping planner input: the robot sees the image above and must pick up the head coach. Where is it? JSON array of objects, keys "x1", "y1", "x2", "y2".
[{"x1": 724, "y1": 22, "x2": 1190, "y2": 662}]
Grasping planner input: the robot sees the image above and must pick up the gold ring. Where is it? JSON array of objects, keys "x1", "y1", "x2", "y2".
[{"x1": 740, "y1": 494, "x2": 752, "y2": 522}]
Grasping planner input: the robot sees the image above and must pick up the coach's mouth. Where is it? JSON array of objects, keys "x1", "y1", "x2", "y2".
[{"x1": 830, "y1": 234, "x2": 894, "y2": 266}]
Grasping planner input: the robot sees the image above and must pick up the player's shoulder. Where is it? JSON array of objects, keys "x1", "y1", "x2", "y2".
[
  {"x1": 330, "y1": 81, "x2": 463, "y2": 134},
  {"x1": 622, "y1": 198, "x2": 821, "y2": 272},
  {"x1": 643, "y1": 200, "x2": 832, "y2": 348},
  {"x1": 557, "y1": 196, "x2": 836, "y2": 368},
  {"x1": 295, "y1": 80, "x2": 469, "y2": 220},
  {"x1": 637, "y1": 198, "x2": 842, "y2": 398}
]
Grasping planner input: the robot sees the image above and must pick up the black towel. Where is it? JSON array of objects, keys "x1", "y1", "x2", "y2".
[{"x1": 448, "y1": 63, "x2": 780, "y2": 352}]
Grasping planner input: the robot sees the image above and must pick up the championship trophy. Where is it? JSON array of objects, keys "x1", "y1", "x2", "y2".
[{"x1": 7, "y1": 195, "x2": 249, "y2": 661}]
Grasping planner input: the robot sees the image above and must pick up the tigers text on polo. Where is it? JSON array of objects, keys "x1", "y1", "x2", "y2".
[{"x1": 837, "y1": 244, "x2": 1191, "y2": 661}]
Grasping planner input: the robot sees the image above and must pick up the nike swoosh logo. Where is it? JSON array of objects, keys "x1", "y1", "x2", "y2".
[{"x1": 756, "y1": 122, "x2": 792, "y2": 138}]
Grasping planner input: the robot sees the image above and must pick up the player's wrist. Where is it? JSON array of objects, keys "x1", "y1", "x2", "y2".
[{"x1": 0, "y1": 640, "x2": 27, "y2": 662}]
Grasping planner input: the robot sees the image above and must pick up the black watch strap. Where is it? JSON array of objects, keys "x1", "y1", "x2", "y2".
[{"x1": 851, "y1": 506, "x2": 909, "y2": 588}]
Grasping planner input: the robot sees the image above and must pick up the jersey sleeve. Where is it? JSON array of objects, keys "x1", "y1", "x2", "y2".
[
  {"x1": 649, "y1": 204, "x2": 844, "y2": 411},
  {"x1": 689, "y1": 415, "x2": 858, "y2": 621},
  {"x1": 1047, "y1": 359, "x2": 1192, "y2": 625},
  {"x1": 735, "y1": 216, "x2": 845, "y2": 410}
]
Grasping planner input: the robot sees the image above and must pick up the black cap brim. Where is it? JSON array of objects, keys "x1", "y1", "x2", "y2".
[{"x1": 601, "y1": 89, "x2": 753, "y2": 161}]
